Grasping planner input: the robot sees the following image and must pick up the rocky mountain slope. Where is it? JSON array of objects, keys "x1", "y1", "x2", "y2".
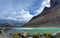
[{"x1": 22, "y1": 0, "x2": 60, "y2": 27}]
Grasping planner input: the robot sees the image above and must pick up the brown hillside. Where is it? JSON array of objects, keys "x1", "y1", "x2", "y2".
[{"x1": 22, "y1": 0, "x2": 60, "y2": 27}]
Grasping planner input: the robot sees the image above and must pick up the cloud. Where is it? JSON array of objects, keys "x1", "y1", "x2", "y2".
[
  {"x1": 15, "y1": 10, "x2": 33, "y2": 22},
  {"x1": 7, "y1": 17, "x2": 17, "y2": 21},
  {"x1": 0, "y1": 10, "x2": 33, "y2": 24},
  {"x1": 43, "y1": 0, "x2": 50, "y2": 7},
  {"x1": 0, "y1": 0, "x2": 51, "y2": 25},
  {"x1": 35, "y1": 0, "x2": 50, "y2": 16}
]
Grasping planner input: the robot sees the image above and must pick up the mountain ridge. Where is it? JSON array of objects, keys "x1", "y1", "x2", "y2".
[{"x1": 22, "y1": 0, "x2": 60, "y2": 27}]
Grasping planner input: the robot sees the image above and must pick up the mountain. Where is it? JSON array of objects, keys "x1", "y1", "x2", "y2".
[
  {"x1": 22, "y1": 0, "x2": 60, "y2": 27},
  {"x1": 0, "y1": 19, "x2": 24, "y2": 27}
]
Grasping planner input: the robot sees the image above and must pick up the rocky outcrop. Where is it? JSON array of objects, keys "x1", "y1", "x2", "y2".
[{"x1": 22, "y1": 0, "x2": 60, "y2": 27}]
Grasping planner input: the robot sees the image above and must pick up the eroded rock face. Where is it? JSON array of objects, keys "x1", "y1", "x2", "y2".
[{"x1": 22, "y1": 0, "x2": 60, "y2": 27}]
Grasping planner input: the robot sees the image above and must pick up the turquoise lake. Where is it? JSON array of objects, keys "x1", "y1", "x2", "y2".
[{"x1": 5, "y1": 28, "x2": 60, "y2": 34}]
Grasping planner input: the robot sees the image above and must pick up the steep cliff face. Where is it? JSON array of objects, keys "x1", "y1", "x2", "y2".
[{"x1": 22, "y1": 0, "x2": 60, "y2": 27}]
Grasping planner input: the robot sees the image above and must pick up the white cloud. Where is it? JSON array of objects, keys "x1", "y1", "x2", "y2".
[
  {"x1": 0, "y1": 10, "x2": 33, "y2": 24},
  {"x1": 0, "y1": 0, "x2": 51, "y2": 25},
  {"x1": 35, "y1": 0, "x2": 50, "y2": 16},
  {"x1": 43, "y1": 0, "x2": 50, "y2": 7},
  {"x1": 16, "y1": 10, "x2": 33, "y2": 22},
  {"x1": 7, "y1": 17, "x2": 17, "y2": 20}
]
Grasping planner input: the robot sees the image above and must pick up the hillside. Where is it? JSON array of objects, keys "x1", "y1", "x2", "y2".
[{"x1": 22, "y1": 0, "x2": 60, "y2": 27}]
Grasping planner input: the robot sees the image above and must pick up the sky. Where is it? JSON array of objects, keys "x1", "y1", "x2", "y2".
[{"x1": 0, "y1": 0, "x2": 50, "y2": 25}]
